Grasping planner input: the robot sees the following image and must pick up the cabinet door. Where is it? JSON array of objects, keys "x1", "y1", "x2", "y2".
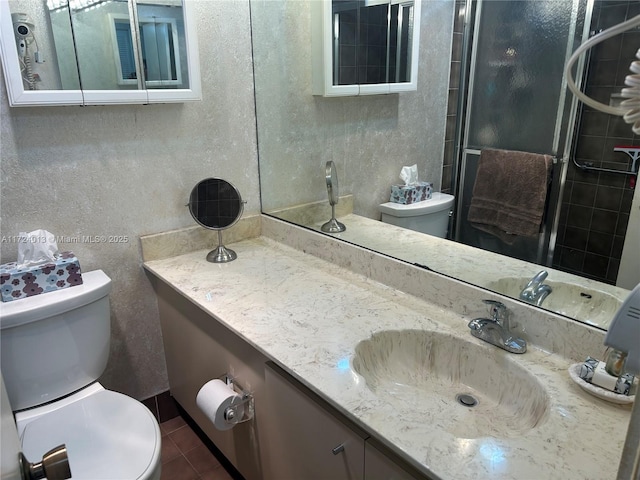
[
  {"x1": 264, "y1": 362, "x2": 365, "y2": 480},
  {"x1": 365, "y1": 440, "x2": 430, "y2": 480},
  {"x1": 0, "y1": 0, "x2": 200, "y2": 106}
]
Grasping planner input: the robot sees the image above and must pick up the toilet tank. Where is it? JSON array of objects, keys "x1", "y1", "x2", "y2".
[
  {"x1": 0, "y1": 270, "x2": 112, "y2": 411},
  {"x1": 379, "y1": 193, "x2": 455, "y2": 238}
]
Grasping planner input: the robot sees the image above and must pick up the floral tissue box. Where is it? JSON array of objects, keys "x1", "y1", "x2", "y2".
[
  {"x1": 390, "y1": 182, "x2": 433, "y2": 204},
  {"x1": 0, "y1": 252, "x2": 83, "y2": 302}
]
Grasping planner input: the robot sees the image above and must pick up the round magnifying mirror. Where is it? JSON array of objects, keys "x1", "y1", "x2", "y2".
[
  {"x1": 188, "y1": 178, "x2": 244, "y2": 263},
  {"x1": 321, "y1": 161, "x2": 346, "y2": 233},
  {"x1": 325, "y1": 160, "x2": 339, "y2": 206}
]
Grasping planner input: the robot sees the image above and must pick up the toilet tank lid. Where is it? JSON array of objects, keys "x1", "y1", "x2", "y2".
[
  {"x1": 379, "y1": 192, "x2": 455, "y2": 217},
  {"x1": 0, "y1": 270, "x2": 111, "y2": 330}
]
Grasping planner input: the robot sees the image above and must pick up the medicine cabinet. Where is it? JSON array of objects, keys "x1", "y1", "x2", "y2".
[
  {"x1": 311, "y1": 0, "x2": 421, "y2": 97},
  {"x1": 0, "y1": 0, "x2": 201, "y2": 107}
]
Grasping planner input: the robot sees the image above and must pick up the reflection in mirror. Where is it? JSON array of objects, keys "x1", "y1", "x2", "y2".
[
  {"x1": 312, "y1": 0, "x2": 420, "y2": 96},
  {"x1": 1, "y1": 0, "x2": 200, "y2": 106},
  {"x1": 321, "y1": 161, "x2": 347, "y2": 233},
  {"x1": 63, "y1": 0, "x2": 188, "y2": 90},
  {"x1": 253, "y1": 0, "x2": 639, "y2": 331},
  {"x1": 188, "y1": 178, "x2": 244, "y2": 264},
  {"x1": 136, "y1": 0, "x2": 189, "y2": 89},
  {"x1": 6, "y1": 0, "x2": 80, "y2": 91},
  {"x1": 332, "y1": 0, "x2": 415, "y2": 85}
]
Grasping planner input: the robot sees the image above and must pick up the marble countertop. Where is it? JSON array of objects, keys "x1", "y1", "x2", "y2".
[
  {"x1": 144, "y1": 236, "x2": 631, "y2": 480},
  {"x1": 306, "y1": 213, "x2": 630, "y2": 329}
]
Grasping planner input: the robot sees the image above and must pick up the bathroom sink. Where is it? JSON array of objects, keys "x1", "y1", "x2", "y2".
[
  {"x1": 351, "y1": 330, "x2": 549, "y2": 439},
  {"x1": 487, "y1": 277, "x2": 622, "y2": 326}
]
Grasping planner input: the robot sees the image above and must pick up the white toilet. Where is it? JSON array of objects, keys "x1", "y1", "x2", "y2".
[
  {"x1": 0, "y1": 270, "x2": 161, "y2": 480},
  {"x1": 379, "y1": 192, "x2": 455, "y2": 238}
]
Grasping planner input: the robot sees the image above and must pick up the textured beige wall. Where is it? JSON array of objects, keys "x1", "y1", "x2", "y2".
[
  {"x1": 0, "y1": 0, "x2": 259, "y2": 401},
  {"x1": 254, "y1": 0, "x2": 455, "y2": 220}
]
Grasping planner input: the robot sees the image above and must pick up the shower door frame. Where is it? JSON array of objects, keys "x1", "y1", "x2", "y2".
[{"x1": 451, "y1": 0, "x2": 594, "y2": 266}]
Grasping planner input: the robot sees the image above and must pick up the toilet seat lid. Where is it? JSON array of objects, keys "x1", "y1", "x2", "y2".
[{"x1": 21, "y1": 390, "x2": 160, "y2": 480}]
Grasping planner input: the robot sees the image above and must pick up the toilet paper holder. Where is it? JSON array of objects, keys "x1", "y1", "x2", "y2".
[{"x1": 219, "y1": 374, "x2": 254, "y2": 426}]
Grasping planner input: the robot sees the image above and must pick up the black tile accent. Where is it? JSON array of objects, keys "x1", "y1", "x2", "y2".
[
  {"x1": 593, "y1": 36, "x2": 621, "y2": 61},
  {"x1": 597, "y1": 4, "x2": 628, "y2": 29},
  {"x1": 447, "y1": 88, "x2": 459, "y2": 116},
  {"x1": 611, "y1": 235, "x2": 625, "y2": 260},
  {"x1": 620, "y1": 32, "x2": 640, "y2": 61},
  {"x1": 582, "y1": 253, "x2": 610, "y2": 279},
  {"x1": 590, "y1": 208, "x2": 619, "y2": 233},
  {"x1": 589, "y1": 59, "x2": 618, "y2": 86},
  {"x1": 607, "y1": 115, "x2": 636, "y2": 139},
  {"x1": 616, "y1": 212, "x2": 630, "y2": 237},
  {"x1": 449, "y1": 60, "x2": 461, "y2": 89},
  {"x1": 586, "y1": 231, "x2": 614, "y2": 257},
  {"x1": 158, "y1": 391, "x2": 180, "y2": 422},
  {"x1": 575, "y1": 135, "x2": 606, "y2": 162},
  {"x1": 561, "y1": 226, "x2": 588, "y2": 250},
  {"x1": 451, "y1": 33, "x2": 463, "y2": 63},
  {"x1": 607, "y1": 258, "x2": 621, "y2": 284},
  {"x1": 453, "y1": 1, "x2": 465, "y2": 33},
  {"x1": 141, "y1": 390, "x2": 180, "y2": 424},
  {"x1": 557, "y1": 247, "x2": 585, "y2": 272},
  {"x1": 566, "y1": 204, "x2": 592, "y2": 229},
  {"x1": 570, "y1": 182, "x2": 597, "y2": 207},
  {"x1": 580, "y1": 110, "x2": 609, "y2": 136},
  {"x1": 594, "y1": 185, "x2": 623, "y2": 211},
  {"x1": 142, "y1": 396, "x2": 159, "y2": 422}
]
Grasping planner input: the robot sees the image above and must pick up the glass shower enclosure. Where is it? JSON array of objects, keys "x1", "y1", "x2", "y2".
[{"x1": 453, "y1": 0, "x2": 592, "y2": 264}]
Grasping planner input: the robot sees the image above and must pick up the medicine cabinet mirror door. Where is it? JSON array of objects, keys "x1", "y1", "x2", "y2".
[
  {"x1": 312, "y1": 0, "x2": 421, "y2": 97},
  {"x1": 0, "y1": 0, "x2": 201, "y2": 107}
]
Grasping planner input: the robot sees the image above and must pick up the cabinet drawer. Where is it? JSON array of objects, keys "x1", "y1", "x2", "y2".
[{"x1": 264, "y1": 362, "x2": 366, "y2": 480}]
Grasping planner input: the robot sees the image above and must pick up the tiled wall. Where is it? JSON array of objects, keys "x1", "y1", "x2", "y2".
[
  {"x1": 443, "y1": 0, "x2": 638, "y2": 283},
  {"x1": 441, "y1": 0, "x2": 465, "y2": 195},
  {"x1": 552, "y1": 0, "x2": 639, "y2": 284},
  {"x1": 337, "y1": 5, "x2": 388, "y2": 85}
]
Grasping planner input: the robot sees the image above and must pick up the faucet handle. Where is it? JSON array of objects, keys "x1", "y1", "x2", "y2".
[
  {"x1": 482, "y1": 299, "x2": 507, "y2": 323},
  {"x1": 526, "y1": 270, "x2": 548, "y2": 287}
]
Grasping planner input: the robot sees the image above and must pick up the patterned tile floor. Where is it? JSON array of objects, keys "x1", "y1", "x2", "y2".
[{"x1": 160, "y1": 416, "x2": 235, "y2": 480}]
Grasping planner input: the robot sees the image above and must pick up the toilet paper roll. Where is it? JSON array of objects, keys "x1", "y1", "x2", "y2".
[{"x1": 196, "y1": 379, "x2": 245, "y2": 431}]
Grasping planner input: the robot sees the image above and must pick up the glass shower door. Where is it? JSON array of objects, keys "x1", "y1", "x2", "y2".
[{"x1": 455, "y1": 0, "x2": 591, "y2": 264}]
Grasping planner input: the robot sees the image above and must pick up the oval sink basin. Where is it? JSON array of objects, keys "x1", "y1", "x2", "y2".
[
  {"x1": 487, "y1": 277, "x2": 622, "y2": 327},
  {"x1": 351, "y1": 330, "x2": 549, "y2": 439}
]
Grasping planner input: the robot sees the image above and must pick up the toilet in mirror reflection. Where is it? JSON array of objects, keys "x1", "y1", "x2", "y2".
[{"x1": 379, "y1": 193, "x2": 455, "y2": 238}]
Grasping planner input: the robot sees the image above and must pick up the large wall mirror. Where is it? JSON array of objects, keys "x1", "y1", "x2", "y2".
[
  {"x1": 0, "y1": 0, "x2": 200, "y2": 106},
  {"x1": 253, "y1": 0, "x2": 639, "y2": 332}
]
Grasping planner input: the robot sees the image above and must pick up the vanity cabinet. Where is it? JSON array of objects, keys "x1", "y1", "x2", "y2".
[
  {"x1": 155, "y1": 281, "x2": 268, "y2": 480},
  {"x1": 364, "y1": 440, "x2": 426, "y2": 480},
  {"x1": 0, "y1": 0, "x2": 201, "y2": 106},
  {"x1": 264, "y1": 362, "x2": 428, "y2": 480},
  {"x1": 153, "y1": 277, "x2": 429, "y2": 480},
  {"x1": 311, "y1": 0, "x2": 421, "y2": 96}
]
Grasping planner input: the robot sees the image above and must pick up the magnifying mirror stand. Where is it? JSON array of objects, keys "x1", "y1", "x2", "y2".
[
  {"x1": 321, "y1": 161, "x2": 346, "y2": 233},
  {"x1": 207, "y1": 231, "x2": 237, "y2": 263},
  {"x1": 188, "y1": 178, "x2": 244, "y2": 264},
  {"x1": 321, "y1": 204, "x2": 346, "y2": 233}
]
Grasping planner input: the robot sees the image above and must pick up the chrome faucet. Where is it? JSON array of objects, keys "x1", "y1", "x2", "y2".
[
  {"x1": 468, "y1": 300, "x2": 527, "y2": 354},
  {"x1": 519, "y1": 270, "x2": 552, "y2": 306}
]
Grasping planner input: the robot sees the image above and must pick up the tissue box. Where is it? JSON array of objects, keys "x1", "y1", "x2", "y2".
[
  {"x1": 0, "y1": 251, "x2": 83, "y2": 302},
  {"x1": 390, "y1": 182, "x2": 433, "y2": 204}
]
